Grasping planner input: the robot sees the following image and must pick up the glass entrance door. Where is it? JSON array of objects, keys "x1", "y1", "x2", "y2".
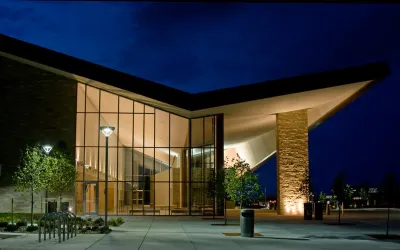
[{"x1": 84, "y1": 181, "x2": 98, "y2": 215}]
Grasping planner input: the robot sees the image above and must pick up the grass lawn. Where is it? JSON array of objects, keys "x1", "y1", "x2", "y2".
[{"x1": 0, "y1": 213, "x2": 44, "y2": 223}]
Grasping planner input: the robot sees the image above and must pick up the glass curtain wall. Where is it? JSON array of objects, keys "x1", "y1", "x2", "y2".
[{"x1": 75, "y1": 83, "x2": 219, "y2": 216}]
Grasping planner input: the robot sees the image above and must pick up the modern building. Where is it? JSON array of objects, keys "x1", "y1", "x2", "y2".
[{"x1": 0, "y1": 34, "x2": 390, "y2": 216}]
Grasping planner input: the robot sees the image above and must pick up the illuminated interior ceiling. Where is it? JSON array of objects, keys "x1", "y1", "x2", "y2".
[{"x1": 0, "y1": 34, "x2": 390, "y2": 169}]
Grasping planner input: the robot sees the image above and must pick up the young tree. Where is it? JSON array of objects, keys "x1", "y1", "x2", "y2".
[
  {"x1": 207, "y1": 169, "x2": 228, "y2": 223},
  {"x1": 224, "y1": 155, "x2": 261, "y2": 210},
  {"x1": 332, "y1": 172, "x2": 346, "y2": 224},
  {"x1": 45, "y1": 148, "x2": 76, "y2": 210},
  {"x1": 13, "y1": 143, "x2": 48, "y2": 226},
  {"x1": 318, "y1": 191, "x2": 327, "y2": 203},
  {"x1": 381, "y1": 172, "x2": 399, "y2": 236},
  {"x1": 344, "y1": 184, "x2": 354, "y2": 207}
]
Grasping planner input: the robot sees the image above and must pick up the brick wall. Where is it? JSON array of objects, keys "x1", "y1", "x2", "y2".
[
  {"x1": 276, "y1": 109, "x2": 309, "y2": 215},
  {"x1": 0, "y1": 55, "x2": 77, "y2": 212},
  {"x1": 0, "y1": 56, "x2": 77, "y2": 169}
]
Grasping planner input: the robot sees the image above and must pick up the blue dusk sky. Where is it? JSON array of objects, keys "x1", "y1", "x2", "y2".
[{"x1": 1, "y1": 1, "x2": 400, "y2": 195}]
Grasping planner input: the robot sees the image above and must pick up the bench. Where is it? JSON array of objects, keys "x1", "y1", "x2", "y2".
[
  {"x1": 171, "y1": 208, "x2": 202, "y2": 215},
  {"x1": 129, "y1": 209, "x2": 161, "y2": 215}
]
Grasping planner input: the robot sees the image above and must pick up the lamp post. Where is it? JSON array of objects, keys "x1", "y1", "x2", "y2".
[
  {"x1": 100, "y1": 126, "x2": 115, "y2": 228},
  {"x1": 42, "y1": 145, "x2": 53, "y2": 213}
]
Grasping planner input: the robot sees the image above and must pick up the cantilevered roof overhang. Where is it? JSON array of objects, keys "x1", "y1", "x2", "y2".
[{"x1": 0, "y1": 34, "x2": 391, "y2": 168}]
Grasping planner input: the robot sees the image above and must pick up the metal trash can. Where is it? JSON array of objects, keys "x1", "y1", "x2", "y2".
[
  {"x1": 314, "y1": 203, "x2": 323, "y2": 220},
  {"x1": 304, "y1": 203, "x2": 312, "y2": 220},
  {"x1": 240, "y1": 209, "x2": 254, "y2": 237}
]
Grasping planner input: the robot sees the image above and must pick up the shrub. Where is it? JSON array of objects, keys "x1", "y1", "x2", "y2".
[
  {"x1": 5, "y1": 224, "x2": 19, "y2": 232},
  {"x1": 0, "y1": 221, "x2": 9, "y2": 227},
  {"x1": 16, "y1": 220, "x2": 27, "y2": 227},
  {"x1": 39, "y1": 221, "x2": 54, "y2": 228},
  {"x1": 99, "y1": 226, "x2": 112, "y2": 234},
  {"x1": 108, "y1": 217, "x2": 124, "y2": 227},
  {"x1": 80, "y1": 227, "x2": 87, "y2": 234},
  {"x1": 115, "y1": 217, "x2": 124, "y2": 225},
  {"x1": 26, "y1": 225, "x2": 38, "y2": 232},
  {"x1": 93, "y1": 217, "x2": 104, "y2": 226},
  {"x1": 91, "y1": 225, "x2": 99, "y2": 231}
]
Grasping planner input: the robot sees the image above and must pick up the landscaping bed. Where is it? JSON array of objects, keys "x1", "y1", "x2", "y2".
[{"x1": 0, "y1": 214, "x2": 124, "y2": 234}]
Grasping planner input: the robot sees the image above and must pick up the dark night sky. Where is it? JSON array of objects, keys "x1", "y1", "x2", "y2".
[{"x1": 1, "y1": 2, "x2": 400, "y2": 195}]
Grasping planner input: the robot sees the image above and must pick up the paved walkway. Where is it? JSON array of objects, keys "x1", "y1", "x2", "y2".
[{"x1": 1, "y1": 215, "x2": 400, "y2": 250}]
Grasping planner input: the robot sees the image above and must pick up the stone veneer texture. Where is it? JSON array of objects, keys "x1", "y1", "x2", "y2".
[{"x1": 276, "y1": 109, "x2": 309, "y2": 215}]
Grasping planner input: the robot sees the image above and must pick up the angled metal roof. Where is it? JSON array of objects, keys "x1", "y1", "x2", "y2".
[{"x1": 0, "y1": 33, "x2": 391, "y2": 111}]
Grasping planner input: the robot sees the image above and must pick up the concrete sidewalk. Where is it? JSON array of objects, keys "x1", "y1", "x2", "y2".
[{"x1": 1, "y1": 216, "x2": 400, "y2": 250}]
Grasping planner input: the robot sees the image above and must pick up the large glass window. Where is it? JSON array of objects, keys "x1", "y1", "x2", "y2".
[{"x1": 75, "y1": 83, "x2": 220, "y2": 216}]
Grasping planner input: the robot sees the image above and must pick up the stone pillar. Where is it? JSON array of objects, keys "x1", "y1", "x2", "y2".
[{"x1": 276, "y1": 109, "x2": 309, "y2": 215}]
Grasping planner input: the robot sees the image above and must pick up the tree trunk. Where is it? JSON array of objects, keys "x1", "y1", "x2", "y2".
[
  {"x1": 338, "y1": 203, "x2": 341, "y2": 225},
  {"x1": 59, "y1": 195, "x2": 62, "y2": 212},
  {"x1": 30, "y1": 187, "x2": 34, "y2": 226},
  {"x1": 224, "y1": 198, "x2": 227, "y2": 225}
]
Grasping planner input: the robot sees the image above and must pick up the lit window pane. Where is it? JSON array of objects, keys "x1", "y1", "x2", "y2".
[
  {"x1": 77, "y1": 83, "x2": 85, "y2": 112},
  {"x1": 145, "y1": 105, "x2": 154, "y2": 113},
  {"x1": 119, "y1": 97, "x2": 133, "y2": 113},
  {"x1": 134, "y1": 102, "x2": 144, "y2": 113},
  {"x1": 76, "y1": 147, "x2": 84, "y2": 181},
  {"x1": 99, "y1": 114, "x2": 118, "y2": 147},
  {"x1": 119, "y1": 114, "x2": 133, "y2": 147},
  {"x1": 191, "y1": 118, "x2": 204, "y2": 147},
  {"x1": 133, "y1": 114, "x2": 144, "y2": 147},
  {"x1": 85, "y1": 113, "x2": 99, "y2": 146},
  {"x1": 204, "y1": 116, "x2": 215, "y2": 146},
  {"x1": 99, "y1": 147, "x2": 118, "y2": 181},
  {"x1": 76, "y1": 113, "x2": 85, "y2": 146},
  {"x1": 84, "y1": 147, "x2": 98, "y2": 181},
  {"x1": 155, "y1": 148, "x2": 170, "y2": 181},
  {"x1": 144, "y1": 115, "x2": 154, "y2": 147},
  {"x1": 155, "y1": 110, "x2": 169, "y2": 147},
  {"x1": 86, "y1": 86, "x2": 99, "y2": 112},
  {"x1": 100, "y1": 91, "x2": 118, "y2": 113},
  {"x1": 170, "y1": 114, "x2": 189, "y2": 147}
]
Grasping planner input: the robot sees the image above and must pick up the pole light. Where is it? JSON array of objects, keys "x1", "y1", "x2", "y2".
[
  {"x1": 100, "y1": 126, "x2": 115, "y2": 228},
  {"x1": 42, "y1": 145, "x2": 52, "y2": 214},
  {"x1": 43, "y1": 145, "x2": 53, "y2": 154}
]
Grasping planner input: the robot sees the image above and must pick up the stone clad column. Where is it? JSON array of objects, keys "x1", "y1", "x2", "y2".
[{"x1": 276, "y1": 109, "x2": 309, "y2": 215}]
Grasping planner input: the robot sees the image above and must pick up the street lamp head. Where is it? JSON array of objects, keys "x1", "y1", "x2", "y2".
[
  {"x1": 100, "y1": 126, "x2": 115, "y2": 137},
  {"x1": 43, "y1": 145, "x2": 53, "y2": 154}
]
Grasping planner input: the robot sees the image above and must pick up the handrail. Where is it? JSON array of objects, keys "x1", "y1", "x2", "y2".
[{"x1": 38, "y1": 211, "x2": 78, "y2": 243}]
